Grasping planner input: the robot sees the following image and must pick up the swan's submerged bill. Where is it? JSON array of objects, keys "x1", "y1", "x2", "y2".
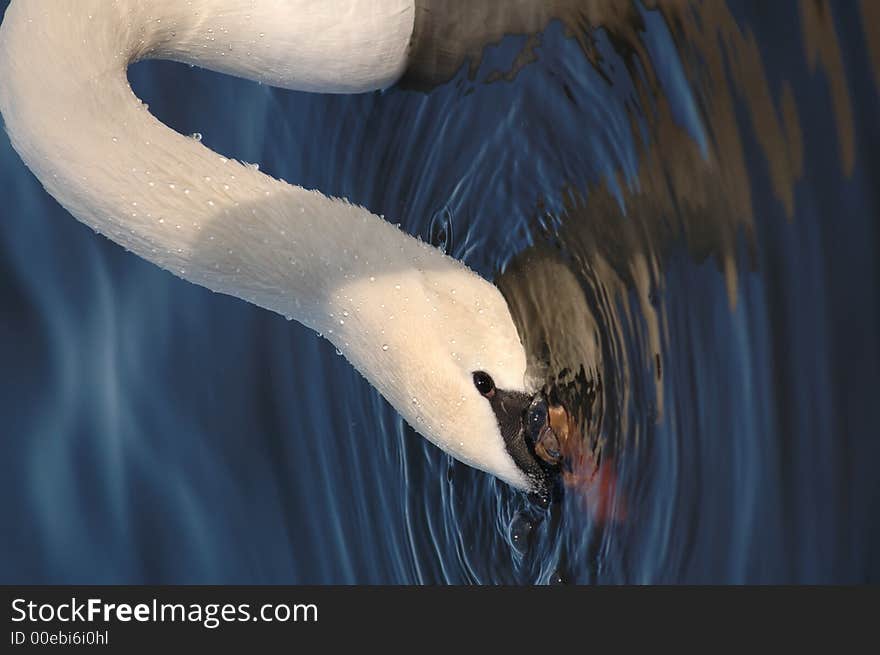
[{"x1": 0, "y1": 0, "x2": 559, "y2": 493}]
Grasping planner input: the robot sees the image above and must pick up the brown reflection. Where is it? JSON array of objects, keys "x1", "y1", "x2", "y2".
[
  {"x1": 799, "y1": 0, "x2": 855, "y2": 175},
  {"x1": 402, "y1": 1, "x2": 646, "y2": 90},
  {"x1": 862, "y1": 0, "x2": 880, "y2": 90},
  {"x1": 491, "y1": 0, "x2": 871, "y2": 472}
]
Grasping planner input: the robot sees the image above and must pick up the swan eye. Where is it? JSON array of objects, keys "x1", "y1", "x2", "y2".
[{"x1": 472, "y1": 371, "x2": 495, "y2": 397}]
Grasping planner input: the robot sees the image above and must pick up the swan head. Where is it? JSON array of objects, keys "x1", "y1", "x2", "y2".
[
  {"x1": 323, "y1": 234, "x2": 560, "y2": 495},
  {"x1": 470, "y1": 372, "x2": 563, "y2": 498}
]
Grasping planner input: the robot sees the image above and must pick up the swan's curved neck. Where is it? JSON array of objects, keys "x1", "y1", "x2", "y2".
[{"x1": 0, "y1": 0, "x2": 417, "y2": 331}]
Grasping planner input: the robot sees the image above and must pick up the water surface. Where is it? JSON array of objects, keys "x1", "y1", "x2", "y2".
[{"x1": 0, "y1": 0, "x2": 878, "y2": 583}]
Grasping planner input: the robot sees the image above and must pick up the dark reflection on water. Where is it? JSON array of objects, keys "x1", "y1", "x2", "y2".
[{"x1": 0, "y1": 0, "x2": 878, "y2": 583}]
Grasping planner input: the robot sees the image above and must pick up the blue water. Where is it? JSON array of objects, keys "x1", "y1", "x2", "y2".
[{"x1": 1, "y1": 1, "x2": 878, "y2": 583}]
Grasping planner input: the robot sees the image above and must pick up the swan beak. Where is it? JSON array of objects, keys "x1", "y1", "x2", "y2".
[
  {"x1": 490, "y1": 391, "x2": 565, "y2": 497},
  {"x1": 528, "y1": 400, "x2": 572, "y2": 466},
  {"x1": 533, "y1": 422, "x2": 562, "y2": 465},
  {"x1": 542, "y1": 404, "x2": 575, "y2": 463}
]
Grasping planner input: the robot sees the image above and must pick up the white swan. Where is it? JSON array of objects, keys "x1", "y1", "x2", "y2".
[{"x1": 0, "y1": 0, "x2": 555, "y2": 492}]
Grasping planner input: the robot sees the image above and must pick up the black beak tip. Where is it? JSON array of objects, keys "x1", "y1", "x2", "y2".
[{"x1": 487, "y1": 388, "x2": 562, "y2": 501}]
